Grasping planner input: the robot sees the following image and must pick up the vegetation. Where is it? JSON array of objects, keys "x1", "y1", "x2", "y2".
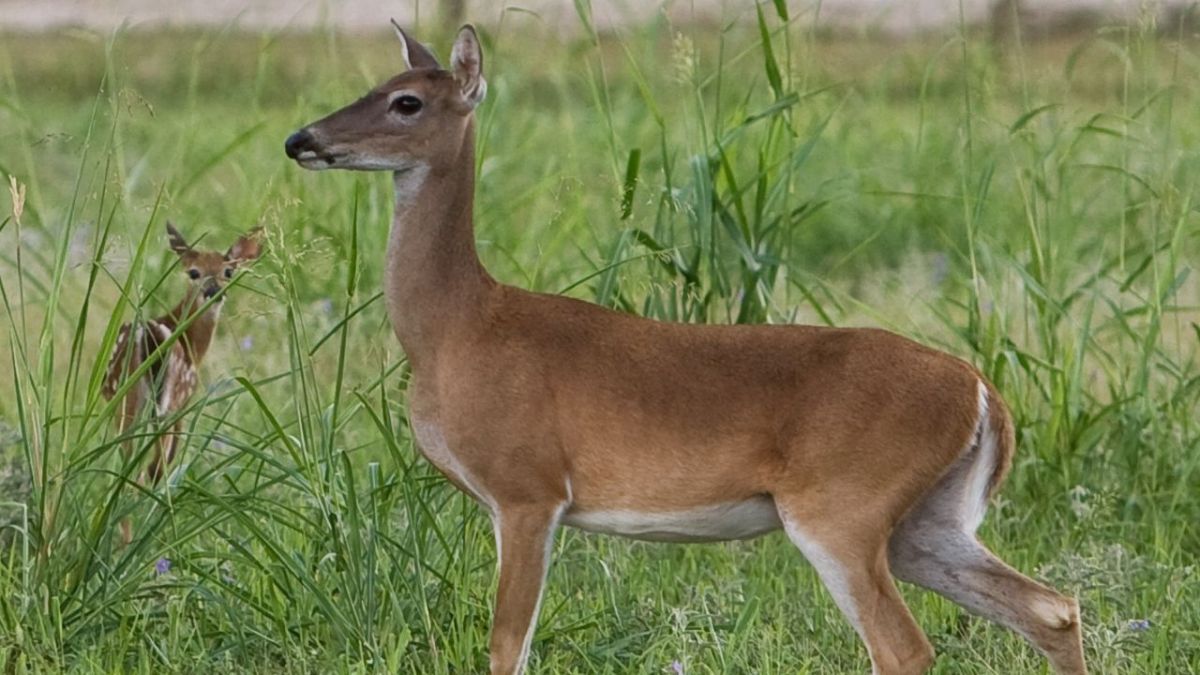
[{"x1": 0, "y1": 4, "x2": 1196, "y2": 673}]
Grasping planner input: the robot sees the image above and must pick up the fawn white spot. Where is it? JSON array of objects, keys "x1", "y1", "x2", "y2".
[
  {"x1": 109, "y1": 326, "x2": 128, "y2": 360},
  {"x1": 148, "y1": 320, "x2": 172, "y2": 343}
]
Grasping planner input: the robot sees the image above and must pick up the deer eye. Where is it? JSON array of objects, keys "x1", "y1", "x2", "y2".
[
  {"x1": 224, "y1": 267, "x2": 234, "y2": 279},
  {"x1": 390, "y1": 94, "x2": 423, "y2": 115},
  {"x1": 187, "y1": 269, "x2": 201, "y2": 280}
]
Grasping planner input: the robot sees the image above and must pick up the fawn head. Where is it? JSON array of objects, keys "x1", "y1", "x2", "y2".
[
  {"x1": 284, "y1": 22, "x2": 485, "y2": 172},
  {"x1": 166, "y1": 223, "x2": 264, "y2": 301}
]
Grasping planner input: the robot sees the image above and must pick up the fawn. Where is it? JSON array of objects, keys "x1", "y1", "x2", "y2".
[
  {"x1": 284, "y1": 24, "x2": 1086, "y2": 675},
  {"x1": 103, "y1": 223, "x2": 262, "y2": 541}
]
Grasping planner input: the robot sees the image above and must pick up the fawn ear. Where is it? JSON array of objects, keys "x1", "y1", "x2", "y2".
[
  {"x1": 451, "y1": 25, "x2": 486, "y2": 108},
  {"x1": 166, "y1": 222, "x2": 191, "y2": 256},
  {"x1": 391, "y1": 19, "x2": 440, "y2": 70},
  {"x1": 226, "y1": 227, "x2": 264, "y2": 264}
]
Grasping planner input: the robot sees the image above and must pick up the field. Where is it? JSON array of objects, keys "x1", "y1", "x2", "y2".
[{"x1": 0, "y1": 3, "x2": 1198, "y2": 673}]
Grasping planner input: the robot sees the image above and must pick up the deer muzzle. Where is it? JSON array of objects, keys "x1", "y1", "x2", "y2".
[{"x1": 284, "y1": 129, "x2": 317, "y2": 160}]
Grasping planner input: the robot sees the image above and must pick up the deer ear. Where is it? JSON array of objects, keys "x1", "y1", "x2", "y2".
[
  {"x1": 451, "y1": 25, "x2": 486, "y2": 108},
  {"x1": 166, "y1": 222, "x2": 190, "y2": 256},
  {"x1": 391, "y1": 20, "x2": 441, "y2": 70},
  {"x1": 226, "y1": 226, "x2": 264, "y2": 264}
]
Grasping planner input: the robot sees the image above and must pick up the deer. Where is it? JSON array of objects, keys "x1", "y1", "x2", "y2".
[
  {"x1": 103, "y1": 223, "x2": 263, "y2": 542},
  {"x1": 283, "y1": 23, "x2": 1087, "y2": 675}
]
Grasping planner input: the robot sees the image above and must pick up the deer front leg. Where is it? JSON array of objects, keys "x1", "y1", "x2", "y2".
[{"x1": 489, "y1": 502, "x2": 564, "y2": 675}]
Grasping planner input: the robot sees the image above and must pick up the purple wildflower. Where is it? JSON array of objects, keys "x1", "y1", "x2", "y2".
[
  {"x1": 1127, "y1": 619, "x2": 1151, "y2": 632},
  {"x1": 671, "y1": 661, "x2": 684, "y2": 675},
  {"x1": 240, "y1": 336, "x2": 253, "y2": 351},
  {"x1": 154, "y1": 557, "x2": 171, "y2": 575}
]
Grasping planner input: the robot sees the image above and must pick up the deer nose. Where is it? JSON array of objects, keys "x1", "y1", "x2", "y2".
[{"x1": 285, "y1": 130, "x2": 316, "y2": 159}]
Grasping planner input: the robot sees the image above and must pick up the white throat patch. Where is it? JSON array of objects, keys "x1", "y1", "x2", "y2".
[{"x1": 394, "y1": 163, "x2": 430, "y2": 205}]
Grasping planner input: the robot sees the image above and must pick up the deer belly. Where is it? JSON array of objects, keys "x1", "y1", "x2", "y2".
[{"x1": 562, "y1": 497, "x2": 782, "y2": 542}]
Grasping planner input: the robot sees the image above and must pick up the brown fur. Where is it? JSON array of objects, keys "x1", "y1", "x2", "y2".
[
  {"x1": 286, "y1": 25, "x2": 1086, "y2": 675},
  {"x1": 103, "y1": 223, "x2": 262, "y2": 541}
]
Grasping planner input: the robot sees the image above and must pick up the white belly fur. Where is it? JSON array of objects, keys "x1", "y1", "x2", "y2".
[
  {"x1": 563, "y1": 497, "x2": 782, "y2": 542},
  {"x1": 410, "y1": 413, "x2": 780, "y2": 543}
]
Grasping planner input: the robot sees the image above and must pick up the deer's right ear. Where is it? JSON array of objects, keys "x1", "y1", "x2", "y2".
[
  {"x1": 166, "y1": 222, "x2": 191, "y2": 256},
  {"x1": 391, "y1": 19, "x2": 441, "y2": 70},
  {"x1": 226, "y1": 226, "x2": 265, "y2": 265},
  {"x1": 451, "y1": 25, "x2": 486, "y2": 109}
]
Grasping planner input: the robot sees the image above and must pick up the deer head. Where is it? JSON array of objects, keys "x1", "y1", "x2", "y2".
[
  {"x1": 166, "y1": 222, "x2": 264, "y2": 302},
  {"x1": 284, "y1": 23, "x2": 486, "y2": 173}
]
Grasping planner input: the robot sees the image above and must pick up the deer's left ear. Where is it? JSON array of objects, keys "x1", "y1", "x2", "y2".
[
  {"x1": 226, "y1": 227, "x2": 264, "y2": 264},
  {"x1": 451, "y1": 25, "x2": 486, "y2": 109},
  {"x1": 166, "y1": 222, "x2": 191, "y2": 256},
  {"x1": 392, "y1": 19, "x2": 441, "y2": 70}
]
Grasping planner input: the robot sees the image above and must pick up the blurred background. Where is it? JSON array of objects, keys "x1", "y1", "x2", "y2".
[{"x1": 0, "y1": 0, "x2": 1195, "y2": 35}]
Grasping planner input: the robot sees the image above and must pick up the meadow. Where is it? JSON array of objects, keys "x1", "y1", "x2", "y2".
[{"x1": 0, "y1": 3, "x2": 1197, "y2": 673}]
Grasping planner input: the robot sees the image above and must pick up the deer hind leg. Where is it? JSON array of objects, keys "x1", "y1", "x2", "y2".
[
  {"x1": 887, "y1": 433, "x2": 1086, "y2": 674},
  {"x1": 116, "y1": 394, "x2": 142, "y2": 545},
  {"x1": 118, "y1": 437, "x2": 134, "y2": 544},
  {"x1": 144, "y1": 419, "x2": 182, "y2": 485},
  {"x1": 489, "y1": 502, "x2": 565, "y2": 675},
  {"x1": 777, "y1": 500, "x2": 934, "y2": 675}
]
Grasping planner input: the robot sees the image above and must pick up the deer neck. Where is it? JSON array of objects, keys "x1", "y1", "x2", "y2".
[
  {"x1": 166, "y1": 289, "x2": 222, "y2": 365},
  {"x1": 384, "y1": 120, "x2": 493, "y2": 370}
]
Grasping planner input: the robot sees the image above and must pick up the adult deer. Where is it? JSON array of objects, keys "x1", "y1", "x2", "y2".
[
  {"x1": 103, "y1": 223, "x2": 262, "y2": 541},
  {"x1": 284, "y1": 24, "x2": 1086, "y2": 675}
]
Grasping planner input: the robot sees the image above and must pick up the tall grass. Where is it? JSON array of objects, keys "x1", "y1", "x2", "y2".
[{"x1": 0, "y1": 4, "x2": 1197, "y2": 673}]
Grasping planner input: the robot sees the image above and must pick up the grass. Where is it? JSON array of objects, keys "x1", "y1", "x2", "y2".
[{"x1": 0, "y1": 2, "x2": 1197, "y2": 673}]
